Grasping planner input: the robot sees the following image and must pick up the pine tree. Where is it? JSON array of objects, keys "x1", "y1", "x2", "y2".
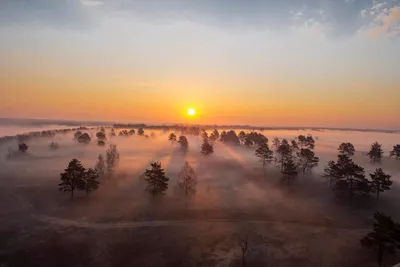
[
  {"x1": 81, "y1": 168, "x2": 100, "y2": 194},
  {"x1": 59, "y1": 159, "x2": 86, "y2": 198},
  {"x1": 138, "y1": 128, "x2": 145, "y2": 136},
  {"x1": 255, "y1": 143, "x2": 274, "y2": 169},
  {"x1": 389, "y1": 145, "x2": 400, "y2": 160},
  {"x1": 144, "y1": 162, "x2": 169, "y2": 199},
  {"x1": 168, "y1": 133, "x2": 177, "y2": 144},
  {"x1": 297, "y1": 148, "x2": 319, "y2": 177},
  {"x1": 338, "y1": 142, "x2": 355, "y2": 156},
  {"x1": 370, "y1": 168, "x2": 392, "y2": 199},
  {"x1": 361, "y1": 212, "x2": 400, "y2": 266},
  {"x1": 281, "y1": 158, "x2": 298, "y2": 185},
  {"x1": 178, "y1": 136, "x2": 189, "y2": 152},
  {"x1": 367, "y1": 142, "x2": 384, "y2": 164},
  {"x1": 201, "y1": 140, "x2": 214, "y2": 155},
  {"x1": 276, "y1": 139, "x2": 292, "y2": 170}
]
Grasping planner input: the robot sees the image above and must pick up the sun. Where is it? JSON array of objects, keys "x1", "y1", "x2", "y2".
[{"x1": 187, "y1": 108, "x2": 196, "y2": 116}]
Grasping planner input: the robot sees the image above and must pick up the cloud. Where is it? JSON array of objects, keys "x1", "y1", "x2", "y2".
[
  {"x1": 361, "y1": 1, "x2": 400, "y2": 37},
  {"x1": 0, "y1": 0, "x2": 399, "y2": 38},
  {"x1": 80, "y1": 0, "x2": 104, "y2": 7}
]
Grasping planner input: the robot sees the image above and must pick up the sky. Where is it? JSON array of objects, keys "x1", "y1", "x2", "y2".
[{"x1": 0, "y1": 0, "x2": 399, "y2": 129}]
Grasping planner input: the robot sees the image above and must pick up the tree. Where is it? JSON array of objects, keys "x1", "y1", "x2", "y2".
[
  {"x1": 95, "y1": 154, "x2": 105, "y2": 178},
  {"x1": 59, "y1": 159, "x2": 85, "y2": 198},
  {"x1": 106, "y1": 144, "x2": 120, "y2": 178},
  {"x1": 297, "y1": 148, "x2": 319, "y2": 177},
  {"x1": 272, "y1": 137, "x2": 280, "y2": 151},
  {"x1": 390, "y1": 145, "x2": 400, "y2": 160},
  {"x1": 281, "y1": 158, "x2": 298, "y2": 184},
  {"x1": 361, "y1": 212, "x2": 400, "y2": 266},
  {"x1": 176, "y1": 161, "x2": 197, "y2": 203},
  {"x1": 238, "y1": 131, "x2": 247, "y2": 144},
  {"x1": 96, "y1": 131, "x2": 106, "y2": 140},
  {"x1": 81, "y1": 168, "x2": 100, "y2": 194},
  {"x1": 97, "y1": 140, "x2": 106, "y2": 146},
  {"x1": 255, "y1": 143, "x2": 274, "y2": 169},
  {"x1": 178, "y1": 136, "x2": 189, "y2": 152},
  {"x1": 74, "y1": 131, "x2": 83, "y2": 139},
  {"x1": 370, "y1": 168, "x2": 392, "y2": 199},
  {"x1": 168, "y1": 133, "x2": 177, "y2": 144},
  {"x1": 18, "y1": 143, "x2": 28, "y2": 152},
  {"x1": 110, "y1": 128, "x2": 116, "y2": 136},
  {"x1": 323, "y1": 154, "x2": 370, "y2": 199},
  {"x1": 297, "y1": 135, "x2": 315, "y2": 149},
  {"x1": 100, "y1": 127, "x2": 106, "y2": 133},
  {"x1": 201, "y1": 140, "x2": 214, "y2": 155},
  {"x1": 144, "y1": 161, "x2": 169, "y2": 199},
  {"x1": 78, "y1": 133, "x2": 91, "y2": 143},
  {"x1": 138, "y1": 128, "x2": 145, "y2": 136},
  {"x1": 119, "y1": 130, "x2": 129, "y2": 136},
  {"x1": 129, "y1": 129, "x2": 135, "y2": 135},
  {"x1": 201, "y1": 130, "x2": 209, "y2": 141},
  {"x1": 338, "y1": 142, "x2": 355, "y2": 156},
  {"x1": 244, "y1": 137, "x2": 253, "y2": 147},
  {"x1": 238, "y1": 234, "x2": 249, "y2": 267},
  {"x1": 276, "y1": 139, "x2": 292, "y2": 170},
  {"x1": 220, "y1": 130, "x2": 240, "y2": 145},
  {"x1": 367, "y1": 142, "x2": 384, "y2": 164},
  {"x1": 210, "y1": 129, "x2": 219, "y2": 142},
  {"x1": 245, "y1": 132, "x2": 268, "y2": 146}
]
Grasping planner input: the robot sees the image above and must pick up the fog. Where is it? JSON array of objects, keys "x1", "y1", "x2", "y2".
[{"x1": 1, "y1": 127, "x2": 400, "y2": 266}]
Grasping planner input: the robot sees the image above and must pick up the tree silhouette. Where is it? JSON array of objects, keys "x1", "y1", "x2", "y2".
[
  {"x1": 168, "y1": 133, "x2": 177, "y2": 144},
  {"x1": 220, "y1": 130, "x2": 240, "y2": 145},
  {"x1": 100, "y1": 127, "x2": 106, "y2": 133},
  {"x1": 144, "y1": 161, "x2": 169, "y2": 199},
  {"x1": 370, "y1": 168, "x2": 392, "y2": 199},
  {"x1": 244, "y1": 137, "x2": 253, "y2": 147},
  {"x1": 244, "y1": 132, "x2": 268, "y2": 147},
  {"x1": 97, "y1": 140, "x2": 106, "y2": 146},
  {"x1": 297, "y1": 135, "x2": 315, "y2": 149},
  {"x1": 176, "y1": 161, "x2": 197, "y2": 204},
  {"x1": 78, "y1": 133, "x2": 91, "y2": 143},
  {"x1": 272, "y1": 137, "x2": 280, "y2": 151},
  {"x1": 106, "y1": 144, "x2": 120, "y2": 178},
  {"x1": 255, "y1": 143, "x2": 274, "y2": 170},
  {"x1": 110, "y1": 128, "x2": 116, "y2": 136},
  {"x1": 389, "y1": 145, "x2": 400, "y2": 160},
  {"x1": 338, "y1": 142, "x2": 355, "y2": 156},
  {"x1": 138, "y1": 128, "x2": 145, "y2": 136},
  {"x1": 210, "y1": 129, "x2": 220, "y2": 142},
  {"x1": 119, "y1": 130, "x2": 129, "y2": 136},
  {"x1": 96, "y1": 131, "x2": 106, "y2": 140},
  {"x1": 95, "y1": 154, "x2": 105, "y2": 179},
  {"x1": 276, "y1": 139, "x2": 292, "y2": 170},
  {"x1": 297, "y1": 148, "x2": 319, "y2": 177},
  {"x1": 129, "y1": 129, "x2": 135, "y2": 135},
  {"x1": 324, "y1": 154, "x2": 370, "y2": 199},
  {"x1": 238, "y1": 131, "x2": 247, "y2": 144},
  {"x1": 390, "y1": 145, "x2": 400, "y2": 160},
  {"x1": 361, "y1": 212, "x2": 400, "y2": 266},
  {"x1": 59, "y1": 159, "x2": 85, "y2": 198},
  {"x1": 281, "y1": 158, "x2": 298, "y2": 185},
  {"x1": 201, "y1": 130, "x2": 209, "y2": 141},
  {"x1": 367, "y1": 142, "x2": 384, "y2": 164},
  {"x1": 74, "y1": 131, "x2": 82, "y2": 139},
  {"x1": 178, "y1": 136, "x2": 189, "y2": 152},
  {"x1": 81, "y1": 168, "x2": 100, "y2": 194},
  {"x1": 201, "y1": 140, "x2": 214, "y2": 155},
  {"x1": 18, "y1": 143, "x2": 28, "y2": 153}
]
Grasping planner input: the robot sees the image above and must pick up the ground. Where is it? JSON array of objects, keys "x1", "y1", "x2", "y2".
[{"x1": 0, "y1": 129, "x2": 400, "y2": 266}]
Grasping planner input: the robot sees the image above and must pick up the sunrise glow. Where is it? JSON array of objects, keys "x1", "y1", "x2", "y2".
[{"x1": 187, "y1": 108, "x2": 196, "y2": 117}]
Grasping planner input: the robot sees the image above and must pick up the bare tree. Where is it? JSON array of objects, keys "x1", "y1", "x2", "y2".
[
  {"x1": 176, "y1": 161, "x2": 197, "y2": 205},
  {"x1": 238, "y1": 234, "x2": 249, "y2": 267}
]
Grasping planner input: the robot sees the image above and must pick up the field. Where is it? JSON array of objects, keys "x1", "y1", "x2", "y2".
[{"x1": 0, "y1": 128, "x2": 400, "y2": 267}]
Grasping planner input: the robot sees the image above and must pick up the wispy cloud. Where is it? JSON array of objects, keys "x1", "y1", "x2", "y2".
[
  {"x1": 361, "y1": 1, "x2": 400, "y2": 37},
  {"x1": 80, "y1": 0, "x2": 104, "y2": 7}
]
